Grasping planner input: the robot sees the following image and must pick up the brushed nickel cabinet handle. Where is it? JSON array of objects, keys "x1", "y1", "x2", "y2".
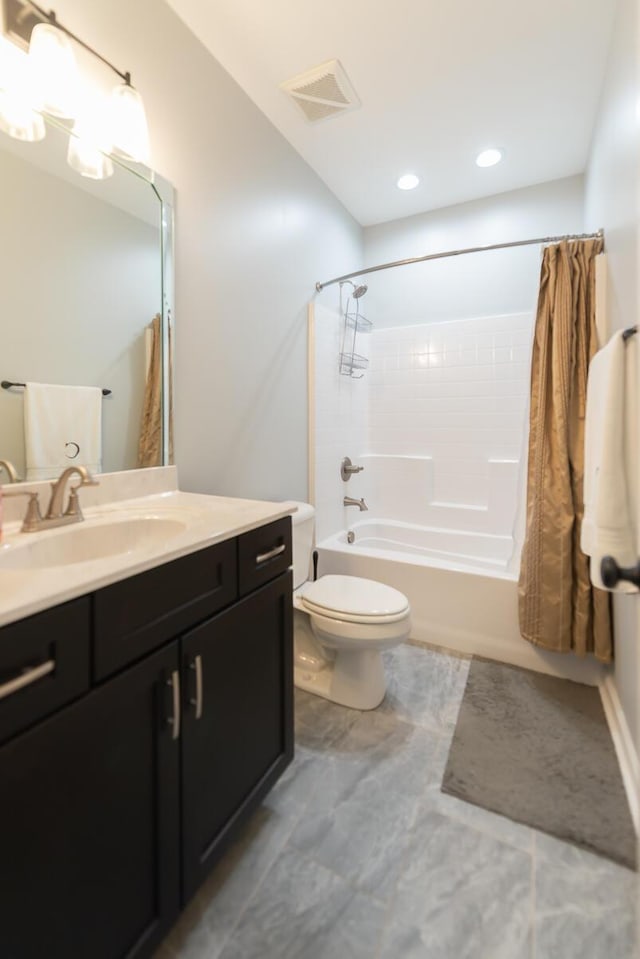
[
  {"x1": 0, "y1": 659, "x2": 55, "y2": 701},
  {"x1": 256, "y1": 543, "x2": 286, "y2": 564},
  {"x1": 189, "y1": 655, "x2": 203, "y2": 720},
  {"x1": 167, "y1": 670, "x2": 181, "y2": 741}
]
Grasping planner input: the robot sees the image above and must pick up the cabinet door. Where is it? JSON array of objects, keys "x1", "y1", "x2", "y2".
[
  {"x1": 181, "y1": 571, "x2": 293, "y2": 901},
  {"x1": 0, "y1": 642, "x2": 181, "y2": 959}
]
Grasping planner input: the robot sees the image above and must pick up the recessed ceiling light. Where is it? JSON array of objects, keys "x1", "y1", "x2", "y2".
[
  {"x1": 397, "y1": 173, "x2": 420, "y2": 190},
  {"x1": 476, "y1": 148, "x2": 503, "y2": 168}
]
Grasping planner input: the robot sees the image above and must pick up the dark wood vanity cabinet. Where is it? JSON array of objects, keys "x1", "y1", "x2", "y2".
[
  {"x1": 0, "y1": 518, "x2": 293, "y2": 959},
  {"x1": 182, "y1": 573, "x2": 293, "y2": 900}
]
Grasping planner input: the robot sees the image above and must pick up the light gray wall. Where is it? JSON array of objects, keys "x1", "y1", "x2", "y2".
[
  {"x1": 361, "y1": 175, "x2": 585, "y2": 327},
  {"x1": 51, "y1": 0, "x2": 362, "y2": 503},
  {"x1": 0, "y1": 146, "x2": 160, "y2": 476},
  {"x1": 585, "y1": 0, "x2": 640, "y2": 752}
]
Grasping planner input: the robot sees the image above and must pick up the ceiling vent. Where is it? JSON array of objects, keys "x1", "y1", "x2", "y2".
[{"x1": 280, "y1": 59, "x2": 360, "y2": 124}]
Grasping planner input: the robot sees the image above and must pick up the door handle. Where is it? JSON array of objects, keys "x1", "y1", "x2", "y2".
[
  {"x1": 189, "y1": 655, "x2": 203, "y2": 720},
  {"x1": 0, "y1": 659, "x2": 55, "y2": 701},
  {"x1": 166, "y1": 670, "x2": 181, "y2": 740},
  {"x1": 256, "y1": 543, "x2": 286, "y2": 564},
  {"x1": 600, "y1": 556, "x2": 640, "y2": 589}
]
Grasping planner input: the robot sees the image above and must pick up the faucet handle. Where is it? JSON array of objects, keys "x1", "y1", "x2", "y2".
[
  {"x1": 3, "y1": 490, "x2": 43, "y2": 532},
  {"x1": 341, "y1": 457, "x2": 365, "y2": 481}
]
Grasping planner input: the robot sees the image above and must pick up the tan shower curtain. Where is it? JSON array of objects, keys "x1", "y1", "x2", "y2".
[
  {"x1": 518, "y1": 238, "x2": 612, "y2": 662},
  {"x1": 137, "y1": 313, "x2": 174, "y2": 468}
]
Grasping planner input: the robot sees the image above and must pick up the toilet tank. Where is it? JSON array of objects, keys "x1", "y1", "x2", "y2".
[{"x1": 283, "y1": 501, "x2": 315, "y2": 589}]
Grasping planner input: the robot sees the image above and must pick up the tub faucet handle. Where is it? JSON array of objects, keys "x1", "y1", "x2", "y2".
[{"x1": 341, "y1": 457, "x2": 365, "y2": 482}]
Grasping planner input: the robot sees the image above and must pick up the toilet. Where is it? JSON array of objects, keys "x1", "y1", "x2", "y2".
[{"x1": 289, "y1": 502, "x2": 411, "y2": 710}]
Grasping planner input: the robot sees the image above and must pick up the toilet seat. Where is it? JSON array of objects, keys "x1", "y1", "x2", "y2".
[{"x1": 300, "y1": 574, "x2": 410, "y2": 625}]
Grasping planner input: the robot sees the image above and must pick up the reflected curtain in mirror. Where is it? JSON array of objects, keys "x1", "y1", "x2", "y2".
[
  {"x1": 137, "y1": 314, "x2": 173, "y2": 468},
  {"x1": 518, "y1": 238, "x2": 612, "y2": 662}
]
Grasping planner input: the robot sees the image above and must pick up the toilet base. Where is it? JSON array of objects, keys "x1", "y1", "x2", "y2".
[
  {"x1": 294, "y1": 641, "x2": 387, "y2": 710},
  {"x1": 292, "y1": 605, "x2": 406, "y2": 710}
]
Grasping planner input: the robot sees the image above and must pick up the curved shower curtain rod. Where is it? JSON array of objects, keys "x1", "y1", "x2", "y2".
[{"x1": 315, "y1": 229, "x2": 605, "y2": 292}]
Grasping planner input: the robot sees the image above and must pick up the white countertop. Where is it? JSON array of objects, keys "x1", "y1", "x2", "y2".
[{"x1": 0, "y1": 471, "x2": 296, "y2": 629}]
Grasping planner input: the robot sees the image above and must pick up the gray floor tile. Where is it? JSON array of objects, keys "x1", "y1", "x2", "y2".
[
  {"x1": 155, "y1": 799, "x2": 303, "y2": 959},
  {"x1": 379, "y1": 643, "x2": 470, "y2": 733},
  {"x1": 387, "y1": 807, "x2": 532, "y2": 959},
  {"x1": 534, "y1": 833, "x2": 638, "y2": 959},
  {"x1": 422, "y1": 782, "x2": 534, "y2": 853},
  {"x1": 294, "y1": 687, "x2": 360, "y2": 749},
  {"x1": 290, "y1": 776, "x2": 419, "y2": 903},
  {"x1": 216, "y1": 847, "x2": 388, "y2": 959}
]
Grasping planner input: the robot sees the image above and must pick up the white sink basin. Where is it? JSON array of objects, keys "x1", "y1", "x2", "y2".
[{"x1": 0, "y1": 517, "x2": 188, "y2": 570}]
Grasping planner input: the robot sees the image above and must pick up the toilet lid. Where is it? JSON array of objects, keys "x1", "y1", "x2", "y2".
[{"x1": 300, "y1": 575, "x2": 410, "y2": 624}]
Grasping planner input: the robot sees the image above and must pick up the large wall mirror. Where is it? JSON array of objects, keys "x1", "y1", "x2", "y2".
[{"x1": 0, "y1": 113, "x2": 174, "y2": 482}]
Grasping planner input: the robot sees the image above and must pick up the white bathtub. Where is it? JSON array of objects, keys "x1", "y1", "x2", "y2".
[
  {"x1": 317, "y1": 520, "x2": 603, "y2": 686},
  {"x1": 332, "y1": 520, "x2": 515, "y2": 576}
]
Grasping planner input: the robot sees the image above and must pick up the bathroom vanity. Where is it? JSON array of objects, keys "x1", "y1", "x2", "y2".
[{"x1": 0, "y1": 476, "x2": 293, "y2": 959}]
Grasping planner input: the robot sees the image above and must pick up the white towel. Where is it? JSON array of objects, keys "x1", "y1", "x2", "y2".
[
  {"x1": 24, "y1": 382, "x2": 102, "y2": 481},
  {"x1": 581, "y1": 331, "x2": 636, "y2": 592}
]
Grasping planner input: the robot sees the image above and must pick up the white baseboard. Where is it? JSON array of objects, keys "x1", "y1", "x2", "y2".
[
  {"x1": 600, "y1": 674, "x2": 640, "y2": 836},
  {"x1": 409, "y1": 618, "x2": 604, "y2": 686}
]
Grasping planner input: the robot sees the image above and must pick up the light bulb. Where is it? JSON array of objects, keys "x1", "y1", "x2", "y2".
[
  {"x1": 67, "y1": 93, "x2": 114, "y2": 180},
  {"x1": 110, "y1": 82, "x2": 150, "y2": 164},
  {"x1": 0, "y1": 88, "x2": 45, "y2": 140},
  {"x1": 29, "y1": 22, "x2": 78, "y2": 119},
  {"x1": 0, "y1": 40, "x2": 45, "y2": 141},
  {"x1": 476, "y1": 148, "x2": 503, "y2": 168},
  {"x1": 397, "y1": 173, "x2": 420, "y2": 190}
]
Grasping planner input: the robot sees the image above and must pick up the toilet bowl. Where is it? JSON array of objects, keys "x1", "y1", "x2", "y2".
[{"x1": 287, "y1": 502, "x2": 411, "y2": 710}]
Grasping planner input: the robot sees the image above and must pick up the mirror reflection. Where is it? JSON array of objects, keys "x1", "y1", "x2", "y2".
[{"x1": 0, "y1": 114, "x2": 166, "y2": 481}]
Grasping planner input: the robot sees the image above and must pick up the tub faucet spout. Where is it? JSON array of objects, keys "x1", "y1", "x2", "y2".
[{"x1": 344, "y1": 496, "x2": 368, "y2": 512}]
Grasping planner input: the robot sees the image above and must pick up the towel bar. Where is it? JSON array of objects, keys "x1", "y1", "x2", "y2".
[{"x1": 1, "y1": 380, "x2": 112, "y2": 396}]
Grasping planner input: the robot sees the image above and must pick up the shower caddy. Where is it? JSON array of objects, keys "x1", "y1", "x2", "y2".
[{"x1": 339, "y1": 286, "x2": 372, "y2": 377}]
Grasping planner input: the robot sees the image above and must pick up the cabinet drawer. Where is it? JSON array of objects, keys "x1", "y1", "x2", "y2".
[
  {"x1": 93, "y1": 539, "x2": 237, "y2": 681},
  {"x1": 238, "y1": 517, "x2": 292, "y2": 596},
  {"x1": 0, "y1": 597, "x2": 90, "y2": 744}
]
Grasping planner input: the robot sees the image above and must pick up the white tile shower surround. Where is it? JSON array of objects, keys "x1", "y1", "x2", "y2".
[
  {"x1": 313, "y1": 309, "x2": 534, "y2": 546},
  {"x1": 154, "y1": 643, "x2": 637, "y2": 959}
]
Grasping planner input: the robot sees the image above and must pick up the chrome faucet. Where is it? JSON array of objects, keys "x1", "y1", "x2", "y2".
[
  {"x1": 343, "y1": 496, "x2": 368, "y2": 511},
  {"x1": 0, "y1": 459, "x2": 19, "y2": 483},
  {"x1": 45, "y1": 466, "x2": 99, "y2": 526}
]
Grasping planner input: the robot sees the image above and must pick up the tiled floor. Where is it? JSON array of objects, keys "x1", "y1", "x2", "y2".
[{"x1": 155, "y1": 643, "x2": 638, "y2": 959}]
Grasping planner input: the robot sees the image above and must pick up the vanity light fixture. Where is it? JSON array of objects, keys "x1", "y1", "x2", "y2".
[
  {"x1": 0, "y1": 0, "x2": 151, "y2": 174},
  {"x1": 67, "y1": 99, "x2": 114, "y2": 180},
  {"x1": 0, "y1": 38, "x2": 43, "y2": 140},
  {"x1": 28, "y1": 20, "x2": 78, "y2": 118},
  {"x1": 476, "y1": 148, "x2": 503, "y2": 168},
  {"x1": 397, "y1": 173, "x2": 420, "y2": 190}
]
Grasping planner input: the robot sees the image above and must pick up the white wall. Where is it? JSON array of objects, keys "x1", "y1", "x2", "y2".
[
  {"x1": 584, "y1": 0, "x2": 640, "y2": 753},
  {"x1": 52, "y1": 0, "x2": 362, "y2": 502},
  {"x1": 0, "y1": 146, "x2": 160, "y2": 476},
  {"x1": 363, "y1": 176, "x2": 585, "y2": 328}
]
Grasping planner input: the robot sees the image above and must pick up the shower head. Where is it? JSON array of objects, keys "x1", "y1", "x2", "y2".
[{"x1": 341, "y1": 280, "x2": 368, "y2": 298}]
